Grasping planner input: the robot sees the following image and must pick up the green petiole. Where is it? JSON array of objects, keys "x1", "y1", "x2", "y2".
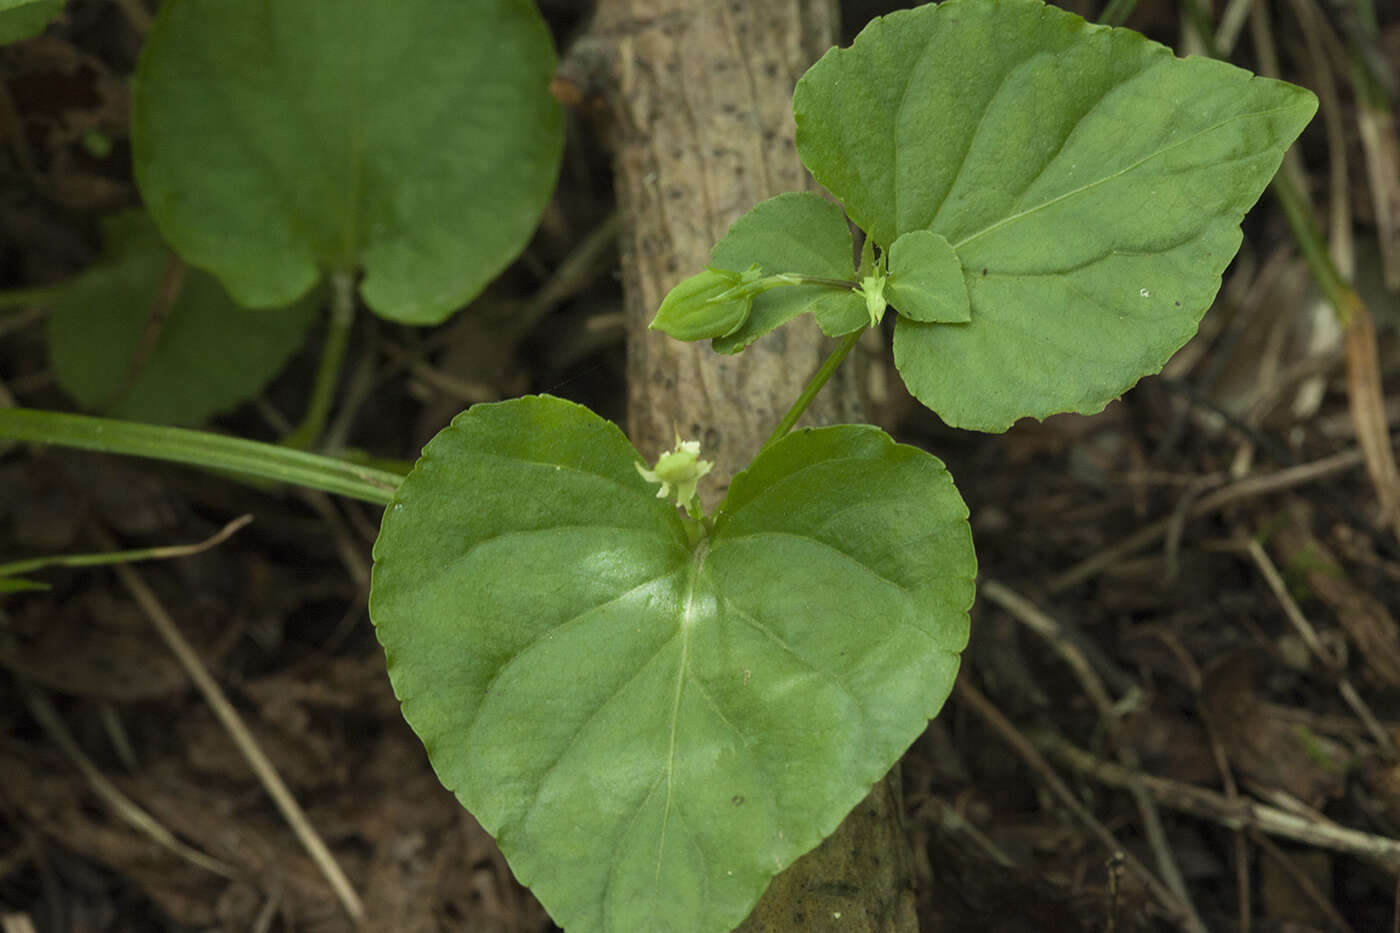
[
  {"x1": 0, "y1": 407, "x2": 404, "y2": 505},
  {"x1": 760, "y1": 326, "x2": 866, "y2": 453}
]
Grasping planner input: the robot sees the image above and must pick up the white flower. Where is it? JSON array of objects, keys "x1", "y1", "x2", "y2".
[{"x1": 636, "y1": 435, "x2": 713, "y2": 509}]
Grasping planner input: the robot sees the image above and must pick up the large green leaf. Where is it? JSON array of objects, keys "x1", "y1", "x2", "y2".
[
  {"x1": 0, "y1": 0, "x2": 62, "y2": 43},
  {"x1": 793, "y1": 0, "x2": 1316, "y2": 431},
  {"x1": 370, "y1": 395, "x2": 974, "y2": 933},
  {"x1": 131, "y1": 0, "x2": 562, "y2": 325},
  {"x1": 46, "y1": 210, "x2": 317, "y2": 426},
  {"x1": 705, "y1": 192, "x2": 866, "y2": 353}
]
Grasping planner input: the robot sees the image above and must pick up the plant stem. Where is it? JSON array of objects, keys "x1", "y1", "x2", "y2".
[
  {"x1": 1097, "y1": 0, "x2": 1141, "y2": 26},
  {"x1": 788, "y1": 274, "x2": 857, "y2": 290},
  {"x1": 0, "y1": 407, "x2": 403, "y2": 504},
  {"x1": 1351, "y1": 0, "x2": 1377, "y2": 32},
  {"x1": 1178, "y1": 0, "x2": 1222, "y2": 58},
  {"x1": 760, "y1": 327, "x2": 864, "y2": 452},
  {"x1": 0, "y1": 285, "x2": 57, "y2": 309},
  {"x1": 285, "y1": 269, "x2": 356, "y2": 450},
  {"x1": 1269, "y1": 165, "x2": 1363, "y2": 327},
  {"x1": 0, "y1": 514, "x2": 253, "y2": 580}
]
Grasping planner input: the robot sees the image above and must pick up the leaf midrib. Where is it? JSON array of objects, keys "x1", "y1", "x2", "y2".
[{"x1": 657, "y1": 541, "x2": 707, "y2": 882}]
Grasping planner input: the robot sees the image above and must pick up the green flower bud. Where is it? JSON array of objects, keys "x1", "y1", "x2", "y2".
[{"x1": 650, "y1": 269, "x2": 753, "y2": 341}]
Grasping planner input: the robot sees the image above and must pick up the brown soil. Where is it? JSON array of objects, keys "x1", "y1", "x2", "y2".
[{"x1": 2, "y1": 1, "x2": 1399, "y2": 931}]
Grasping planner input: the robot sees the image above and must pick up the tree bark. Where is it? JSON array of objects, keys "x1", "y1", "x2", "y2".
[
  {"x1": 594, "y1": 0, "x2": 862, "y2": 499},
  {"x1": 585, "y1": 2, "x2": 919, "y2": 930}
]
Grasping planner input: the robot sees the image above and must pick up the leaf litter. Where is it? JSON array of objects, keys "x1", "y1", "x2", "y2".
[{"x1": 2, "y1": 1, "x2": 1400, "y2": 931}]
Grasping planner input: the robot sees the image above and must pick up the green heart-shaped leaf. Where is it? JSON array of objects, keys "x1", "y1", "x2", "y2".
[
  {"x1": 132, "y1": 0, "x2": 562, "y2": 325},
  {"x1": 370, "y1": 395, "x2": 974, "y2": 933},
  {"x1": 47, "y1": 210, "x2": 318, "y2": 426},
  {"x1": 794, "y1": 0, "x2": 1316, "y2": 431}
]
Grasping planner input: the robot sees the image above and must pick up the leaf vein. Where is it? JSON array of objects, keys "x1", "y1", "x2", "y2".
[
  {"x1": 952, "y1": 101, "x2": 1308, "y2": 251},
  {"x1": 723, "y1": 595, "x2": 867, "y2": 715},
  {"x1": 718, "y1": 529, "x2": 913, "y2": 596}
]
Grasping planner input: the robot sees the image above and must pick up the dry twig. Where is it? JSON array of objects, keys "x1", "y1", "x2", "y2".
[
  {"x1": 21, "y1": 688, "x2": 240, "y2": 881},
  {"x1": 1049, "y1": 446, "x2": 1367, "y2": 592},
  {"x1": 953, "y1": 677, "x2": 1199, "y2": 930},
  {"x1": 980, "y1": 580, "x2": 1206, "y2": 933},
  {"x1": 1036, "y1": 731, "x2": 1400, "y2": 870},
  {"x1": 1242, "y1": 537, "x2": 1397, "y2": 757},
  {"x1": 94, "y1": 526, "x2": 365, "y2": 922}
]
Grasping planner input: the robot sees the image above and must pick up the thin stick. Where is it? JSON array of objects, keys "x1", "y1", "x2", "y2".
[
  {"x1": 113, "y1": 255, "x2": 186, "y2": 412},
  {"x1": 980, "y1": 581, "x2": 1207, "y2": 933},
  {"x1": 0, "y1": 514, "x2": 253, "y2": 580},
  {"x1": 1210, "y1": 723, "x2": 1252, "y2": 931},
  {"x1": 0, "y1": 305, "x2": 48, "y2": 339},
  {"x1": 0, "y1": 912, "x2": 38, "y2": 933},
  {"x1": 1181, "y1": 636, "x2": 1253, "y2": 933},
  {"x1": 1251, "y1": 831, "x2": 1358, "y2": 933},
  {"x1": 1244, "y1": 538, "x2": 1397, "y2": 756},
  {"x1": 953, "y1": 678, "x2": 1197, "y2": 928},
  {"x1": 513, "y1": 210, "x2": 623, "y2": 335},
  {"x1": 97, "y1": 527, "x2": 365, "y2": 921},
  {"x1": 381, "y1": 340, "x2": 498, "y2": 404},
  {"x1": 1245, "y1": 538, "x2": 1334, "y2": 661},
  {"x1": 1214, "y1": 0, "x2": 1253, "y2": 55},
  {"x1": 97, "y1": 701, "x2": 139, "y2": 772},
  {"x1": 916, "y1": 795, "x2": 1015, "y2": 868},
  {"x1": 1049, "y1": 446, "x2": 1367, "y2": 592},
  {"x1": 980, "y1": 581, "x2": 1117, "y2": 718},
  {"x1": 22, "y1": 688, "x2": 240, "y2": 880},
  {"x1": 1037, "y1": 730, "x2": 1400, "y2": 869},
  {"x1": 296, "y1": 491, "x2": 370, "y2": 590}
]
